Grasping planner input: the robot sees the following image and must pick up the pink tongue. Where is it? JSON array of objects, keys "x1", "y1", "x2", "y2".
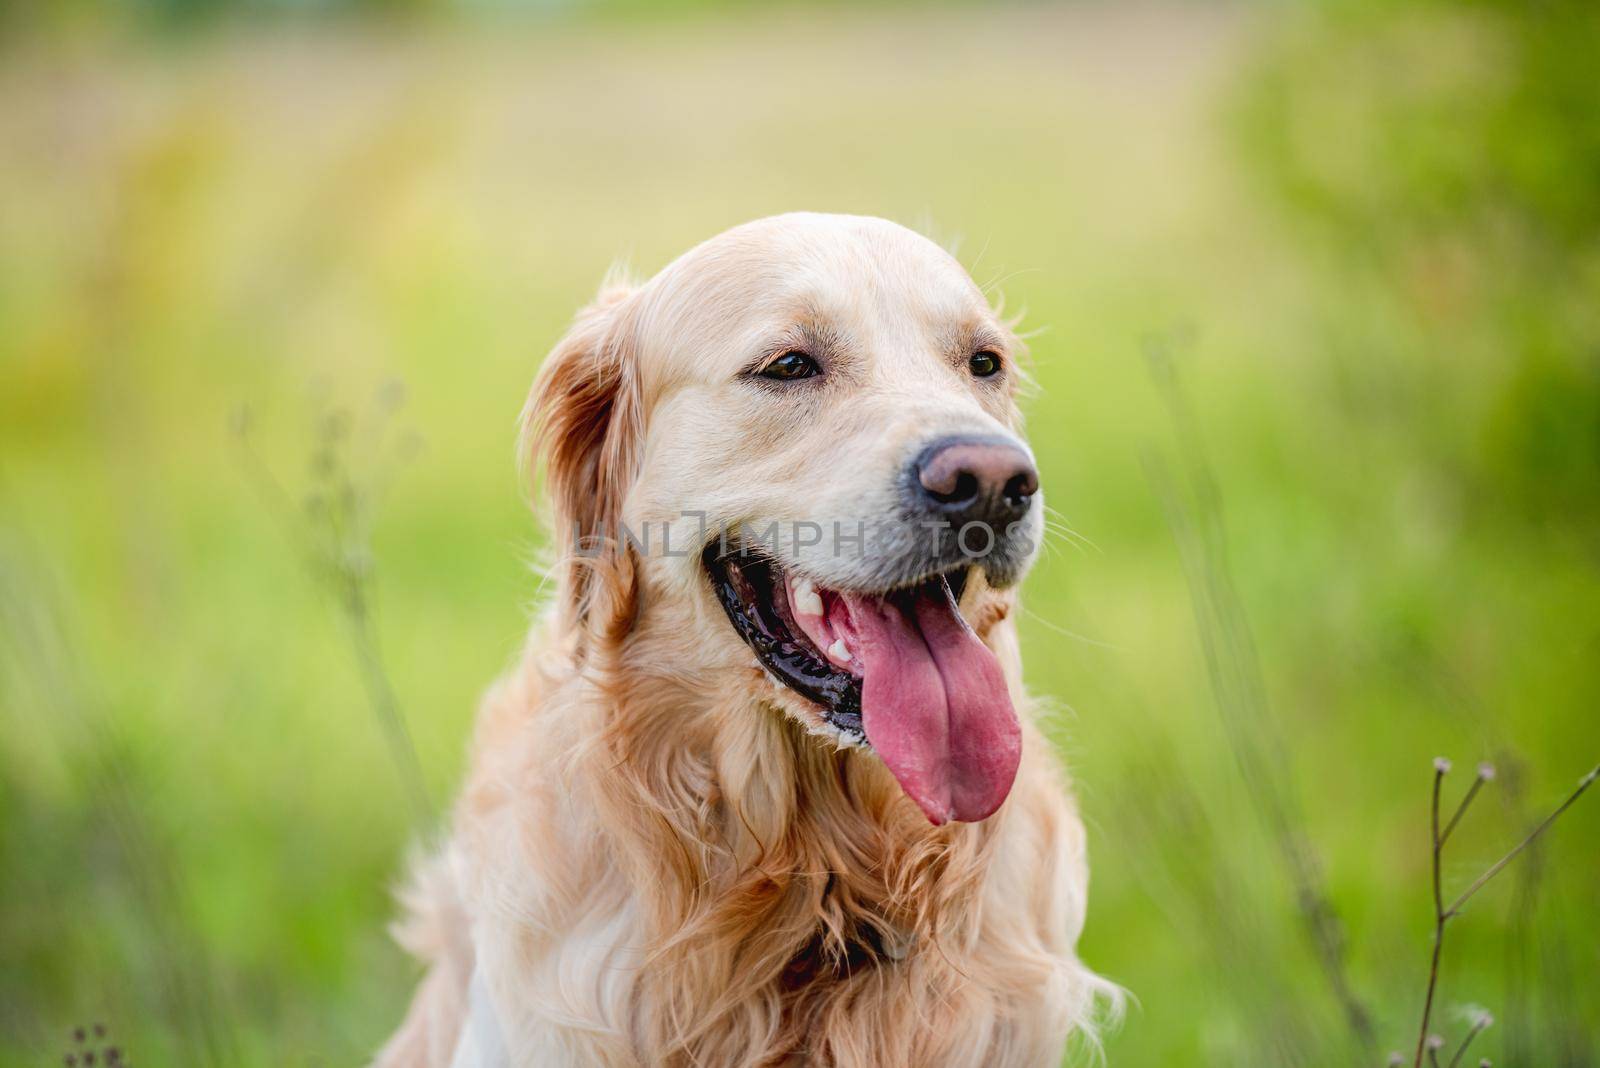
[{"x1": 844, "y1": 583, "x2": 1021, "y2": 824}]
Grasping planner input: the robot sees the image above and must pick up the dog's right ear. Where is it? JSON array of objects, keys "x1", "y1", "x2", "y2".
[{"x1": 521, "y1": 278, "x2": 643, "y2": 643}]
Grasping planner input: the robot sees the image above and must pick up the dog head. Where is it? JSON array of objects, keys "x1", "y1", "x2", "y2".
[{"x1": 525, "y1": 213, "x2": 1042, "y2": 825}]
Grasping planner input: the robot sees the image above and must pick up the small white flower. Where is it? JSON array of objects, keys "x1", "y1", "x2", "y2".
[{"x1": 1434, "y1": 757, "x2": 1453, "y2": 774}]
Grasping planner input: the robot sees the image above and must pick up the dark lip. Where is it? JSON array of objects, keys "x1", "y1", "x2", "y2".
[{"x1": 701, "y1": 542, "x2": 968, "y2": 738}]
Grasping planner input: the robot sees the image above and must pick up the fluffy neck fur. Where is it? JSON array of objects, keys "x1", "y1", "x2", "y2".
[
  {"x1": 617, "y1": 677, "x2": 996, "y2": 1012},
  {"x1": 440, "y1": 593, "x2": 1099, "y2": 1068}
]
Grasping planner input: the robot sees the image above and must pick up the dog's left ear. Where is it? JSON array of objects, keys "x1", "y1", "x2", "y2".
[{"x1": 521, "y1": 278, "x2": 644, "y2": 645}]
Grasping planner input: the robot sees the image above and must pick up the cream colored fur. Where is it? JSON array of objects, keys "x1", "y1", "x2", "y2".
[{"x1": 373, "y1": 214, "x2": 1113, "y2": 1068}]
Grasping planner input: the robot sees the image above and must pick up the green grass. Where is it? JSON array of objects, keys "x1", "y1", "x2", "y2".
[{"x1": 1, "y1": 4, "x2": 1596, "y2": 1065}]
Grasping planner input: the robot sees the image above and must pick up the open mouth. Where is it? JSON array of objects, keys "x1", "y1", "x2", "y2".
[{"x1": 703, "y1": 544, "x2": 1022, "y2": 824}]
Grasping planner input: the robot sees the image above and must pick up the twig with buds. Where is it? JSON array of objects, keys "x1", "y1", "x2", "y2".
[
  {"x1": 231, "y1": 389, "x2": 432, "y2": 825},
  {"x1": 1410, "y1": 759, "x2": 1598, "y2": 1068},
  {"x1": 1446, "y1": 1011, "x2": 1492, "y2": 1068}
]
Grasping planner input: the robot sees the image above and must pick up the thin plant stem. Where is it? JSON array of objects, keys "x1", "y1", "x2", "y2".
[
  {"x1": 232, "y1": 401, "x2": 433, "y2": 827},
  {"x1": 1413, "y1": 765, "x2": 1448, "y2": 1068},
  {"x1": 1443, "y1": 767, "x2": 1598, "y2": 919},
  {"x1": 343, "y1": 584, "x2": 432, "y2": 825},
  {"x1": 1446, "y1": 1017, "x2": 1489, "y2": 1068},
  {"x1": 1413, "y1": 761, "x2": 1597, "y2": 1067},
  {"x1": 1438, "y1": 775, "x2": 1486, "y2": 848},
  {"x1": 1146, "y1": 341, "x2": 1376, "y2": 1057}
]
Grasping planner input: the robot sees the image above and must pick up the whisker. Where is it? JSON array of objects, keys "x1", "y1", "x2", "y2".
[
  {"x1": 1043, "y1": 505, "x2": 1102, "y2": 554},
  {"x1": 1022, "y1": 607, "x2": 1121, "y2": 651},
  {"x1": 1038, "y1": 517, "x2": 1097, "y2": 557}
]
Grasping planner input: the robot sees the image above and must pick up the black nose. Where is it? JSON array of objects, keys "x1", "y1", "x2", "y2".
[{"x1": 910, "y1": 435, "x2": 1039, "y2": 528}]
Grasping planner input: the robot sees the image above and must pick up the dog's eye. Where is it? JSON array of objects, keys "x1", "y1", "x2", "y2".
[
  {"x1": 969, "y1": 350, "x2": 1002, "y2": 378},
  {"x1": 760, "y1": 351, "x2": 820, "y2": 381}
]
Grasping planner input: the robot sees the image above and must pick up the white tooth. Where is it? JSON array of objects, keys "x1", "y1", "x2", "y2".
[
  {"x1": 792, "y1": 577, "x2": 824, "y2": 617},
  {"x1": 826, "y1": 638, "x2": 852, "y2": 664}
]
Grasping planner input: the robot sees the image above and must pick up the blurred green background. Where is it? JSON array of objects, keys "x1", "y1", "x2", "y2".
[{"x1": 2, "y1": 1, "x2": 1597, "y2": 1065}]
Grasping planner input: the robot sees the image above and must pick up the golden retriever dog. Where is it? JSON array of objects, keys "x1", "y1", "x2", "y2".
[{"x1": 374, "y1": 213, "x2": 1112, "y2": 1068}]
